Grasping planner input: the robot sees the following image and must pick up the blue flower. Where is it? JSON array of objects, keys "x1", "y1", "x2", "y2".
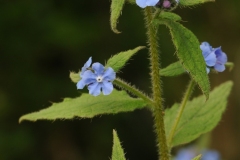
[
  {"x1": 200, "y1": 42, "x2": 227, "y2": 73},
  {"x1": 136, "y1": 0, "x2": 159, "y2": 8},
  {"x1": 77, "y1": 58, "x2": 116, "y2": 96},
  {"x1": 174, "y1": 148, "x2": 196, "y2": 160},
  {"x1": 202, "y1": 150, "x2": 220, "y2": 160},
  {"x1": 175, "y1": 147, "x2": 221, "y2": 160}
]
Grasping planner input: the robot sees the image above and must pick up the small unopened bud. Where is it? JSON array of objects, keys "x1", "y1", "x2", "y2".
[{"x1": 163, "y1": 0, "x2": 171, "y2": 8}]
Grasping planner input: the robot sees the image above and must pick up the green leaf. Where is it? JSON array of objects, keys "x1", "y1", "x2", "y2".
[
  {"x1": 165, "y1": 81, "x2": 233, "y2": 147},
  {"x1": 179, "y1": 0, "x2": 215, "y2": 6},
  {"x1": 110, "y1": 0, "x2": 125, "y2": 33},
  {"x1": 112, "y1": 130, "x2": 126, "y2": 160},
  {"x1": 160, "y1": 61, "x2": 186, "y2": 77},
  {"x1": 192, "y1": 155, "x2": 202, "y2": 160},
  {"x1": 159, "y1": 12, "x2": 182, "y2": 21},
  {"x1": 156, "y1": 19, "x2": 210, "y2": 99},
  {"x1": 106, "y1": 46, "x2": 145, "y2": 72},
  {"x1": 19, "y1": 90, "x2": 146, "y2": 122}
]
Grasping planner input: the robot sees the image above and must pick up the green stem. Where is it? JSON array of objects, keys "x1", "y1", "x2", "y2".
[
  {"x1": 167, "y1": 79, "x2": 195, "y2": 148},
  {"x1": 144, "y1": 7, "x2": 169, "y2": 160},
  {"x1": 113, "y1": 78, "x2": 154, "y2": 107}
]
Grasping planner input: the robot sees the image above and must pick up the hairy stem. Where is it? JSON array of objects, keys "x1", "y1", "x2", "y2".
[
  {"x1": 167, "y1": 79, "x2": 195, "y2": 148},
  {"x1": 144, "y1": 7, "x2": 169, "y2": 160},
  {"x1": 113, "y1": 78, "x2": 154, "y2": 107}
]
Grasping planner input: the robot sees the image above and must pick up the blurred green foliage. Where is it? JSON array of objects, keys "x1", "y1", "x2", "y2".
[{"x1": 0, "y1": 0, "x2": 240, "y2": 159}]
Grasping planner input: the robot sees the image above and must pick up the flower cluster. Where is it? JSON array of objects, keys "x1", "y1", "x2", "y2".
[
  {"x1": 200, "y1": 42, "x2": 227, "y2": 73},
  {"x1": 136, "y1": 0, "x2": 179, "y2": 9},
  {"x1": 77, "y1": 57, "x2": 116, "y2": 96},
  {"x1": 175, "y1": 147, "x2": 220, "y2": 160}
]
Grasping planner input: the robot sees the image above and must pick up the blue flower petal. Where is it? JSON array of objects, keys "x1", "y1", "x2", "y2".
[
  {"x1": 201, "y1": 150, "x2": 220, "y2": 160},
  {"x1": 77, "y1": 79, "x2": 86, "y2": 89},
  {"x1": 102, "y1": 81, "x2": 114, "y2": 95},
  {"x1": 77, "y1": 70, "x2": 96, "y2": 89},
  {"x1": 215, "y1": 47, "x2": 227, "y2": 64},
  {"x1": 136, "y1": 0, "x2": 159, "y2": 8},
  {"x1": 102, "y1": 67, "x2": 116, "y2": 81},
  {"x1": 136, "y1": 0, "x2": 148, "y2": 8},
  {"x1": 175, "y1": 148, "x2": 196, "y2": 160},
  {"x1": 88, "y1": 82, "x2": 101, "y2": 96},
  {"x1": 92, "y1": 62, "x2": 105, "y2": 75},
  {"x1": 146, "y1": 0, "x2": 159, "y2": 6},
  {"x1": 80, "y1": 57, "x2": 92, "y2": 77},
  {"x1": 205, "y1": 51, "x2": 217, "y2": 67},
  {"x1": 200, "y1": 42, "x2": 212, "y2": 54},
  {"x1": 214, "y1": 63, "x2": 225, "y2": 72}
]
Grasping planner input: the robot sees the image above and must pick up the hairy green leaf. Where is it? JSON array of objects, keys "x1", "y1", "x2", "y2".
[
  {"x1": 192, "y1": 154, "x2": 202, "y2": 160},
  {"x1": 160, "y1": 61, "x2": 186, "y2": 77},
  {"x1": 159, "y1": 12, "x2": 182, "y2": 21},
  {"x1": 180, "y1": 0, "x2": 215, "y2": 6},
  {"x1": 156, "y1": 19, "x2": 210, "y2": 99},
  {"x1": 19, "y1": 90, "x2": 146, "y2": 122},
  {"x1": 112, "y1": 130, "x2": 126, "y2": 160},
  {"x1": 106, "y1": 46, "x2": 145, "y2": 72},
  {"x1": 165, "y1": 81, "x2": 233, "y2": 147},
  {"x1": 110, "y1": 0, "x2": 125, "y2": 33}
]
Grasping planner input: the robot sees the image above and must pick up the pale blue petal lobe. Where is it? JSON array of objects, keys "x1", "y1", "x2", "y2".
[
  {"x1": 92, "y1": 62, "x2": 105, "y2": 75},
  {"x1": 102, "y1": 67, "x2": 116, "y2": 81},
  {"x1": 214, "y1": 64, "x2": 225, "y2": 72},
  {"x1": 146, "y1": 0, "x2": 159, "y2": 6},
  {"x1": 102, "y1": 81, "x2": 114, "y2": 95},
  {"x1": 77, "y1": 79, "x2": 86, "y2": 89},
  {"x1": 88, "y1": 82, "x2": 101, "y2": 96},
  {"x1": 80, "y1": 57, "x2": 92, "y2": 76},
  {"x1": 136, "y1": 0, "x2": 148, "y2": 8},
  {"x1": 205, "y1": 52, "x2": 216, "y2": 66}
]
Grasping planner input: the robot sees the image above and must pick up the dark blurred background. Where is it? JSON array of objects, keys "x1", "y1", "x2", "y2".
[{"x1": 0, "y1": 0, "x2": 239, "y2": 160}]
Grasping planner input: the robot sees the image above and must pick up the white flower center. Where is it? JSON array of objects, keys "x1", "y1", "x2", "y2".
[{"x1": 96, "y1": 76, "x2": 103, "y2": 82}]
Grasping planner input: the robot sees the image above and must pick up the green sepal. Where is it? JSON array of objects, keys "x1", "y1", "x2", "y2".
[
  {"x1": 110, "y1": 0, "x2": 125, "y2": 33},
  {"x1": 106, "y1": 46, "x2": 145, "y2": 72},
  {"x1": 192, "y1": 155, "x2": 202, "y2": 160},
  {"x1": 70, "y1": 71, "x2": 80, "y2": 83},
  {"x1": 19, "y1": 90, "x2": 146, "y2": 122},
  {"x1": 155, "y1": 19, "x2": 210, "y2": 99},
  {"x1": 225, "y1": 62, "x2": 234, "y2": 71},
  {"x1": 159, "y1": 12, "x2": 182, "y2": 21},
  {"x1": 112, "y1": 130, "x2": 126, "y2": 160},
  {"x1": 179, "y1": 0, "x2": 215, "y2": 6},
  {"x1": 160, "y1": 61, "x2": 186, "y2": 77},
  {"x1": 165, "y1": 81, "x2": 233, "y2": 147}
]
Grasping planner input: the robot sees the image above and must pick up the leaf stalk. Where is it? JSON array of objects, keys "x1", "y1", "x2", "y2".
[{"x1": 167, "y1": 79, "x2": 195, "y2": 148}]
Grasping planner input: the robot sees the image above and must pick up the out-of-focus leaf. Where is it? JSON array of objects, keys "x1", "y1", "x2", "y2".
[
  {"x1": 180, "y1": 0, "x2": 215, "y2": 6},
  {"x1": 192, "y1": 154, "x2": 202, "y2": 160},
  {"x1": 165, "y1": 81, "x2": 233, "y2": 147}
]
